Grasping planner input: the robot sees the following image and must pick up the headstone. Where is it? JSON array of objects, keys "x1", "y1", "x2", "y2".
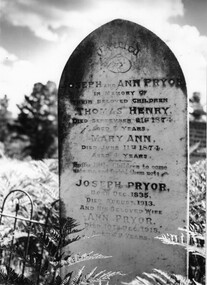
[{"x1": 58, "y1": 19, "x2": 188, "y2": 283}]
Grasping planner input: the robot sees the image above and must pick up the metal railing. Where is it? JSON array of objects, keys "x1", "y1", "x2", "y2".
[{"x1": 0, "y1": 189, "x2": 59, "y2": 284}]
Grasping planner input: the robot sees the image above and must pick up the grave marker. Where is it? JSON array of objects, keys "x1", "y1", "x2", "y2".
[{"x1": 58, "y1": 19, "x2": 188, "y2": 283}]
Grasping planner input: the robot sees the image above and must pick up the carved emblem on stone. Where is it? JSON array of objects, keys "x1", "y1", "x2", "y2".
[{"x1": 107, "y1": 54, "x2": 131, "y2": 73}]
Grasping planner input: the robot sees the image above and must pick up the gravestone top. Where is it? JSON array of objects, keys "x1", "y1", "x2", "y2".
[{"x1": 59, "y1": 19, "x2": 188, "y2": 283}]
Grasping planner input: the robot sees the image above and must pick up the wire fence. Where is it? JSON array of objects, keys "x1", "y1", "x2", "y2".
[{"x1": 0, "y1": 189, "x2": 59, "y2": 284}]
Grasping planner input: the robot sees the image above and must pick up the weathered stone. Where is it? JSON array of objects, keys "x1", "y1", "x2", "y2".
[{"x1": 58, "y1": 19, "x2": 188, "y2": 283}]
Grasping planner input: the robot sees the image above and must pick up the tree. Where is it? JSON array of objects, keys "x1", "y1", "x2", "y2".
[
  {"x1": 0, "y1": 95, "x2": 12, "y2": 141},
  {"x1": 13, "y1": 81, "x2": 58, "y2": 159},
  {"x1": 0, "y1": 95, "x2": 13, "y2": 157}
]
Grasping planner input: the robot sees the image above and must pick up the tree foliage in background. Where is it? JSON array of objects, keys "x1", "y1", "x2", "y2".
[
  {"x1": 11, "y1": 81, "x2": 58, "y2": 160},
  {"x1": 0, "y1": 95, "x2": 13, "y2": 157}
]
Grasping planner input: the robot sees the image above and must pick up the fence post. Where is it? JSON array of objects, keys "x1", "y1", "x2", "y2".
[{"x1": 0, "y1": 190, "x2": 34, "y2": 282}]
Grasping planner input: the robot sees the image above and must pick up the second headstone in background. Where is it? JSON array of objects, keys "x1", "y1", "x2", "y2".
[{"x1": 58, "y1": 19, "x2": 188, "y2": 283}]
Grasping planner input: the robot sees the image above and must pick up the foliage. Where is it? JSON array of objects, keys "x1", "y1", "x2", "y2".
[
  {"x1": 0, "y1": 95, "x2": 12, "y2": 142},
  {"x1": 0, "y1": 265, "x2": 34, "y2": 285},
  {"x1": 10, "y1": 82, "x2": 58, "y2": 160},
  {"x1": 189, "y1": 160, "x2": 206, "y2": 235},
  {"x1": 0, "y1": 158, "x2": 59, "y2": 284},
  {"x1": 188, "y1": 160, "x2": 206, "y2": 284},
  {"x1": 124, "y1": 269, "x2": 198, "y2": 285},
  {"x1": 0, "y1": 95, "x2": 13, "y2": 158},
  {"x1": 0, "y1": 158, "x2": 58, "y2": 208},
  {"x1": 151, "y1": 159, "x2": 206, "y2": 284},
  {"x1": 0, "y1": 158, "x2": 206, "y2": 284},
  {"x1": 0, "y1": 158, "x2": 122, "y2": 285}
]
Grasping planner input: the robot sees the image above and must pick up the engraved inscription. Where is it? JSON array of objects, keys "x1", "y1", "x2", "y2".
[
  {"x1": 97, "y1": 42, "x2": 140, "y2": 57},
  {"x1": 66, "y1": 75, "x2": 184, "y2": 241}
]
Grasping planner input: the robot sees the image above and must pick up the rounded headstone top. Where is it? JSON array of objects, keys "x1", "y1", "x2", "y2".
[{"x1": 59, "y1": 19, "x2": 186, "y2": 96}]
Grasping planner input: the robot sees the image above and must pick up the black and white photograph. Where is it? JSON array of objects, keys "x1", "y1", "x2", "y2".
[{"x1": 0, "y1": 1, "x2": 206, "y2": 284}]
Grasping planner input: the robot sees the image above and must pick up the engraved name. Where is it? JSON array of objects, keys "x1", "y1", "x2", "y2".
[{"x1": 68, "y1": 78, "x2": 184, "y2": 89}]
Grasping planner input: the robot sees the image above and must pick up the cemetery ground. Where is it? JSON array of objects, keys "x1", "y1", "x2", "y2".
[{"x1": 0, "y1": 156, "x2": 205, "y2": 285}]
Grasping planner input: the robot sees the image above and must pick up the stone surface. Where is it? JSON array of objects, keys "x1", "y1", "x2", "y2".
[{"x1": 58, "y1": 19, "x2": 188, "y2": 283}]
